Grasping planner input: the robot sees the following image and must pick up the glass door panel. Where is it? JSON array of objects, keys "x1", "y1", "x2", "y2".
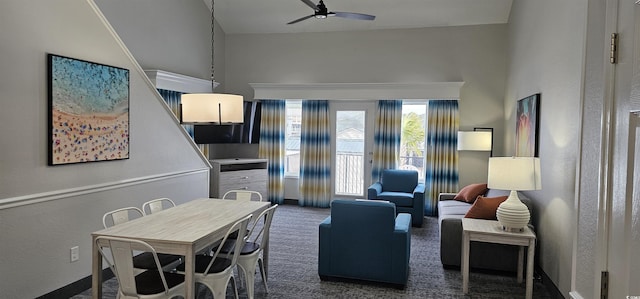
[
  {"x1": 335, "y1": 110, "x2": 365, "y2": 196},
  {"x1": 331, "y1": 101, "x2": 375, "y2": 198}
]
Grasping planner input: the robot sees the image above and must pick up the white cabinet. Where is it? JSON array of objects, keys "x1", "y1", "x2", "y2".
[{"x1": 210, "y1": 159, "x2": 268, "y2": 199}]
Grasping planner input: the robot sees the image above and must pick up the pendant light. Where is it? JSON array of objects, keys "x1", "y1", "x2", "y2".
[{"x1": 180, "y1": 0, "x2": 243, "y2": 124}]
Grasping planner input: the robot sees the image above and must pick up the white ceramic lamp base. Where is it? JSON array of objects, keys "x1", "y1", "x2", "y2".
[{"x1": 496, "y1": 190, "x2": 530, "y2": 232}]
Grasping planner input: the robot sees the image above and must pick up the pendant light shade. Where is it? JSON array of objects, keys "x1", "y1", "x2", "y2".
[{"x1": 181, "y1": 93, "x2": 244, "y2": 124}]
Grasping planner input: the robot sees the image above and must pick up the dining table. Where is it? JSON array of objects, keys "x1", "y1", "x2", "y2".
[{"x1": 91, "y1": 198, "x2": 271, "y2": 299}]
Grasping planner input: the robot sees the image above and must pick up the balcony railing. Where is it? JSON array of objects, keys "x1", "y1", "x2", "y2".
[
  {"x1": 335, "y1": 153, "x2": 364, "y2": 196},
  {"x1": 286, "y1": 153, "x2": 424, "y2": 196}
]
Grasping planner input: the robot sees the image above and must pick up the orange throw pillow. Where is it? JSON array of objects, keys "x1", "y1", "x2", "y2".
[
  {"x1": 454, "y1": 183, "x2": 488, "y2": 203},
  {"x1": 464, "y1": 195, "x2": 508, "y2": 220}
]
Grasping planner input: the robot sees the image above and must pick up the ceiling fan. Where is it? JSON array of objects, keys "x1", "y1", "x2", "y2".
[{"x1": 287, "y1": 0, "x2": 376, "y2": 25}]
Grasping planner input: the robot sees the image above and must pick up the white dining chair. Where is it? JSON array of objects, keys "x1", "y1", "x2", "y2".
[
  {"x1": 102, "y1": 207, "x2": 182, "y2": 272},
  {"x1": 142, "y1": 198, "x2": 176, "y2": 215},
  {"x1": 96, "y1": 236, "x2": 185, "y2": 299},
  {"x1": 222, "y1": 190, "x2": 264, "y2": 241},
  {"x1": 102, "y1": 206, "x2": 144, "y2": 228},
  {"x1": 220, "y1": 204, "x2": 278, "y2": 299},
  {"x1": 177, "y1": 214, "x2": 253, "y2": 299},
  {"x1": 223, "y1": 190, "x2": 264, "y2": 202}
]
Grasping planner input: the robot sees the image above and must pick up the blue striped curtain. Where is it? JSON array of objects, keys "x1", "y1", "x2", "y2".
[
  {"x1": 371, "y1": 100, "x2": 402, "y2": 182},
  {"x1": 258, "y1": 100, "x2": 286, "y2": 204},
  {"x1": 157, "y1": 89, "x2": 207, "y2": 156},
  {"x1": 424, "y1": 100, "x2": 459, "y2": 216},
  {"x1": 299, "y1": 100, "x2": 331, "y2": 208}
]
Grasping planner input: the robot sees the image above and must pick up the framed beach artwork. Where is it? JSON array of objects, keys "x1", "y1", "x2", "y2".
[
  {"x1": 48, "y1": 54, "x2": 130, "y2": 165},
  {"x1": 515, "y1": 93, "x2": 540, "y2": 157}
]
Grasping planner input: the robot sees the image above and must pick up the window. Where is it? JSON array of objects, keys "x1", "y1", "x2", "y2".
[
  {"x1": 400, "y1": 102, "x2": 427, "y2": 181},
  {"x1": 285, "y1": 100, "x2": 302, "y2": 176}
]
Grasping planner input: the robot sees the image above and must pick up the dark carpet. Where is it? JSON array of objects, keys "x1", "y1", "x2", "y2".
[{"x1": 73, "y1": 203, "x2": 553, "y2": 298}]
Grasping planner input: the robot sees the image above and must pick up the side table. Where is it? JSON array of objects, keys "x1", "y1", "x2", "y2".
[{"x1": 461, "y1": 218, "x2": 536, "y2": 299}]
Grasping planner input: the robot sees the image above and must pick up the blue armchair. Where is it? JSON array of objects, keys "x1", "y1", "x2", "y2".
[
  {"x1": 318, "y1": 199, "x2": 411, "y2": 287},
  {"x1": 368, "y1": 169, "x2": 425, "y2": 227}
]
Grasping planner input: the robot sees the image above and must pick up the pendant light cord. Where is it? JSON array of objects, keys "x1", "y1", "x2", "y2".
[{"x1": 211, "y1": 0, "x2": 215, "y2": 91}]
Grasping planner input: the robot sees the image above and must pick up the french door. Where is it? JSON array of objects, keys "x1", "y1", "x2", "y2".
[{"x1": 330, "y1": 101, "x2": 376, "y2": 198}]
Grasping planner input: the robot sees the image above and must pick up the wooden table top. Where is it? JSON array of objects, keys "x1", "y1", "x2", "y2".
[{"x1": 92, "y1": 198, "x2": 271, "y2": 245}]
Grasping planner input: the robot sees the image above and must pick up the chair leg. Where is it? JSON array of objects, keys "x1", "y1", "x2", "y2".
[
  {"x1": 258, "y1": 258, "x2": 268, "y2": 293},
  {"x1": 236, "y1": 265, "x2": 245, "y2": 289},
  {"x1": 230, "y1": 275, "x2": 239, "y2": 299},
  {"x1": 241, "y1": 264, "x2": 256, "y2": 299},
  {"x1": 237, "y1": 256, "x2": 262, "y2": 299},
  {"x1": 201, "y1": 275, "x2": 233, "y2": 299}
]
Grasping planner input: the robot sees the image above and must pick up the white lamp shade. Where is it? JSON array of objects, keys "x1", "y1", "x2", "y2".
[
  {"x1": 181, "y1": 93, "x2": 244, "y2": 123},
  {"x1": 487, "y1": 157, "x2": 541, "y2": 191},
  {"x1": 457, "y1": 131, "x2": 492, "y2": 151}
]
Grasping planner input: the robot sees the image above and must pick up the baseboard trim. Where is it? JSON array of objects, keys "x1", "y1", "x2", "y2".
[
  {"x1": 536, "y1": 265, "x2": 565, "y2": 299},
  {"x1": 36, "y1": 269, "x2": 114, "y2": 299},
  {"x1": 283, "y1": 198, "x2": 299, "y2": 205}
]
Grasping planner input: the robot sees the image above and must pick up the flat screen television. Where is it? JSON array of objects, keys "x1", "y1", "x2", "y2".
[{"x1": 193, "y1": 101, "x2": 261, "y2": 144}]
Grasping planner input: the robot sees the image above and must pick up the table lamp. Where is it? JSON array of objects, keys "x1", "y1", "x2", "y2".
[{"x1": 487, "y1": 157, "x2": 541, "y2": 232}]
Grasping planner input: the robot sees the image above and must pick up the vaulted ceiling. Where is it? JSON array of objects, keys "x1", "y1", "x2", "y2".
[{"x1": 211, "y1": 0, "x2": 513, "y2": 34}]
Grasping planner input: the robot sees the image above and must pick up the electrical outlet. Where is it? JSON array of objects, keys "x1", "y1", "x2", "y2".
[{"x1": 70, "y1": 246, "x2": 79, "y2": 262}]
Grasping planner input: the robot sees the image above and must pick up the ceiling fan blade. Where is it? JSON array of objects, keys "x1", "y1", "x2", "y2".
[
  {"x1": 287, "y1": 14, "x2": 315, "y2": 25},
  {"x1": 300, "y1": 0, "x2": 318, "y2": 10},
  {"x1": 333, "y1": 11, "x2": 376, "y2": 21}
]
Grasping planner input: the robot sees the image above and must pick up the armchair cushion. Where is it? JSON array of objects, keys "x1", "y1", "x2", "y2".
[
  {"x1": 318, "y1": 199, "x2": 411, "y2": 287},
  {"x1": 375, "y1": 192, "x2": 415, "y2": 207}
]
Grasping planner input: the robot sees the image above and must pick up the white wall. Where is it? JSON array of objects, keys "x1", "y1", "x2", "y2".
[
  {"x1": 225, "y1": 25, "x2": 509, "y2": 187},
  {"x1": 504, "y1": 0, "x2": 586, "y2": 295},
  {"x1": 94, "y1": 0, "x2": 221, "y2": 89},
  {"x1": 0, "y1": 1, "x2": 210, "y2": 297}
]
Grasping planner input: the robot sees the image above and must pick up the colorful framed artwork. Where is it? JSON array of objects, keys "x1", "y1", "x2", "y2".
[
  {"x1": 48, "y1": 54, "x2": 130, "y2": 165},
  {"x1": 515, "y1": 93, "x2": 540, "y2": 157}
]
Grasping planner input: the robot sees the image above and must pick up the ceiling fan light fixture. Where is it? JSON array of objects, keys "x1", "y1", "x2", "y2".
[{"x1": 287, "y1": 0, "x2": 375, "y2": 25}]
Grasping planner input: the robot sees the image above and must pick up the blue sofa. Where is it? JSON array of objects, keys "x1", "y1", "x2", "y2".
[
  {"x1": 318, "y1": 199, "x2": 412, "y2": 287},
  {"x1": 367, "y1": 169, "x2": 425, "y2": 227}
]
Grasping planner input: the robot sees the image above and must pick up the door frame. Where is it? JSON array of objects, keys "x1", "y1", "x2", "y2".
[
  {"x1": 329, "y1": 100, "x2": 377, "y2": 199},
  {"x1": 572, "y1": 0, "x2": 640, "y2": 297},
  {"x1": 605, "y1": 0, "x2": 640, "y2": 297}
]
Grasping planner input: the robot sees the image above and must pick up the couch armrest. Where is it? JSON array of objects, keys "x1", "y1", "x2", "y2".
[
  {"x1": 367, "y1": 182, "x2": 383, "y2": 199},
  {"x1": 412, "y1": 183, "x2": 425, "y2": 221},
  {"x1": 318, "y1": 216, "x2": 332, "y2": 275},
  {"x1": 394, "y1": 213, "x2": 412, "y2": 232},
  {"x1": 413, "y1": 183, "x2": 425, "y2": 198},
  {"x1": 439, "y1": 217, "x2": 463, "y2": 266},
  {"x1": 438, "y1": 192, "x2": 457, "y2": 201},
  {"x1": 393, "y1": 213, "x2": 412, "y2": 279}
]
